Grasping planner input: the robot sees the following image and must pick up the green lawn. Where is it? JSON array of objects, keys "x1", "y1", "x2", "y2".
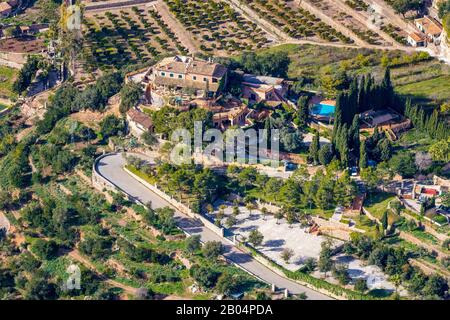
[
  {"x1": 396, "y1": 75, "x2": 450, "y2": 105},
  {"x1": 364, "y1": 192, "x2": 399, "y2": 224},
  {"x1": 0, "y1": 66, "x2": 18, "y2": 99}
]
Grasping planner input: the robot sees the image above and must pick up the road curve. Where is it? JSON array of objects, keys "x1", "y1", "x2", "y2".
[{"x1": 95, "y1": 153, "x2": 333, "y2": 300}]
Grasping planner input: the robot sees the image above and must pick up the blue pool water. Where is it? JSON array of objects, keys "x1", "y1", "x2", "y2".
[{"x1": 311, "y1": 103, "x2": 335, "y2": 117}]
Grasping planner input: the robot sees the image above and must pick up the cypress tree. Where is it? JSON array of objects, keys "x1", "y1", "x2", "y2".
[
  {"x1": 381, "y1": 211, "x2": 388, "y2": 231},
  {"x1": 359, "y1": 140, "x2": 368, "y2": 169},
  {"x1": 350, "y1": 114, "x2": 360, "y2": 152},
  {"x1": 296, "y1": 96, "x2": 310, "y2": 127},
  {"x1": 309, "y1": 131, "x2": 320, "y2": 164},
  {"x1": 382, "y1": 68, "x2": 394, "y2": 107}
]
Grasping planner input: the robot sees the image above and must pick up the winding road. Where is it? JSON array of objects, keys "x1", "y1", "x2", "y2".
[{"x1": 95, "y1": 153, "x2": 333, "y2": 300}]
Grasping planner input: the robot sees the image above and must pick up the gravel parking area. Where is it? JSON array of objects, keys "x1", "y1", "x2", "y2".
[{"x1": 211, "y1": 202, "x2": 341, "y2": 271}]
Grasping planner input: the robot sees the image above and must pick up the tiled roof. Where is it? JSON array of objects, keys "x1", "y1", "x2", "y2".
[
  {"x1": 0, "y1": 2, "x2": 12, "y2": 12},
  {"x1": 415, "y1": 15, "x2": 442, "y2": 36},
  {"x1": 127, "y1": 109, "x2": 153, "y2": 130},
  {"x1": 156, "y1": 56, "x2": 227, "y2": 78},
  {"x1": 408, "y1": 32, "x2": 425, "y2": 42}
]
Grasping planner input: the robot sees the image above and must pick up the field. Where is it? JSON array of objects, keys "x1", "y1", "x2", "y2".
[
  {"x1": 83, "y1": 6, "x2": 189, "y2": 71},
  {"x1": 0, "y1": 36, "x2": 46, "y2": 54},
  {"x1": 307, "y1": 0, "x2": 386, "y2": 45},
  {"x1": 395, "y1": 75, "x2": 450, "y2": 105},
  {"x1": 0, "y1": 66, "x2": 18, "y2": 100},
  {"x1": 163, "y1": 0, "x2": 272, "y2": 54},
  {"x1": 243, "y1": 0, "x2": 352, "y2": 43}
]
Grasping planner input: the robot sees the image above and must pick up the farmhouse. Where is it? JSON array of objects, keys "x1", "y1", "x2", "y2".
[
  {"x1": 126, "y1": 108, "x2": 153, "y2": 137},
  {"x1": 241, "y1": 74, "x2": 289, "y2": 106},
  {"x1": 414, "y1": 15, "x2": 443, "y2": 44},
  {"x1": 407, "y1": 31, "x2": 426, "y2": 47},
  {"x1": 0, "y1": 2, "x2": 12, "y2": 18},
  {"x1": 148, "y1": 56, "x2": 228, "y2": 98}
]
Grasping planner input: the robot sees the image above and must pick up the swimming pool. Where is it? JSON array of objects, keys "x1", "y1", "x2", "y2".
[{"x1": 310, "y1": 103, "x2": 335, "y2": 117}]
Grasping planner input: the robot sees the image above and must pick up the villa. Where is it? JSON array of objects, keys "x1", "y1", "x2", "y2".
[{"x1": 148, "y1": 55, "x2": 228, "y2": 98}]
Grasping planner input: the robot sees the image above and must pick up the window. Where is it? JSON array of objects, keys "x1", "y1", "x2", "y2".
[
  {"x1": 212, "y1": 78, "x2": 218, "y2": 83},
  {"x1": 170, "y1": 73, "x2": 174, "y2": 78},
  {"x1": 193, "y1": 76, "x2": 197, "y2": 80},
  {"x1": 161, "y1": 72, "x2": 166, "y2": 76},
  {"x1": 203, "y1": 77, "x2": 207, "y2": 82},
  {"x1": 178, "y1": 74, "x2": 183, "y2": 79}
]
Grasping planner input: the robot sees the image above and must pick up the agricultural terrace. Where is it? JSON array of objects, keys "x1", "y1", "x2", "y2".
[
  {"x1": 306, "y1": 0, "x2": 388, "y2": 45},
  {"x1": 243, "y1": 0, "x2": 353, "y2": 43},
  {"x1": 163, "y1": 0, "x2": 272, "y2": 55},
  {"x1": 0, "y1": 66, "x2": 18, "y2": 101},
  {"x1": 83, "y1": 6, "x2": 189, "y2": 71}
]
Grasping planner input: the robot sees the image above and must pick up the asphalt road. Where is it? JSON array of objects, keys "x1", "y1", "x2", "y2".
[{"x1": 95, "y1": 153, "x2": 333, "y2": 300}]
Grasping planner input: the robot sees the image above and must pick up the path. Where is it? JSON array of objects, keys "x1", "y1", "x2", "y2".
[{"x1": 95, "y1": 153, "x2": 333, "y2": 300}]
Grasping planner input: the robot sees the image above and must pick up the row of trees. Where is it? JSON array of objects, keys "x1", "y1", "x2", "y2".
[
  {"x1": 330, "y1": 69, "x2": 396, "y2": 167},
  {"x1": 404, "y1": 100, "x2": 449, "y2": 141},
  {"x1": 227, "y1": 163, "x2": 356, "y2": 210}
]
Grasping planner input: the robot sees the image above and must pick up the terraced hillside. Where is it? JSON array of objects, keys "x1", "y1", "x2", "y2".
[{"x1": 83, "y1": 5, "x2": 189, "y2": 71}]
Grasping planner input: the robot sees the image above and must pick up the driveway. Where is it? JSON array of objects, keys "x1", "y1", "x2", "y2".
[{"x1": 95, "y1": 153, "x2": 333, "y2": 300}]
